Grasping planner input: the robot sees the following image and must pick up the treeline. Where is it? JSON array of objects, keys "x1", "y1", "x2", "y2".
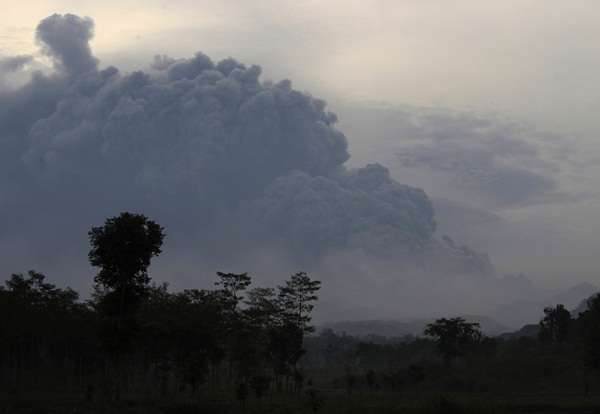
[
  {"x1": 300, "y1": 301, "x2": 600, "y2": 398},
  {"x1": 0, "y1": 212, "x2": 321, "y2": 405},
  {"x1": 4, "y1": 211, "x2": 600, "y2": 413}
]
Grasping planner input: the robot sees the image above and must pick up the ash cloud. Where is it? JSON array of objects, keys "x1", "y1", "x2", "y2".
[
  {"x1": 0, "y1": 55, "x2": 33, "y2": 73},
  {"x1": 0, "y1": 14, "x2": 534, "y2": 322},
  {"x1": 36, "y1": 14, "x2": 98, "y2": 76},
  {"x1": 251, "y1": 165, "x2": 435, "y2": 256},
  {"x1": 336, "y1": 102, "x2": 598, "y2": 324}
]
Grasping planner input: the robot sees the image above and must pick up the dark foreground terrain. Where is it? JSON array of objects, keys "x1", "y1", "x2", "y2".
[
  {"x1": 3, "y1": 213, "x2": 600, "y2": 413},
  {"x1": 3, "y1": 327, "x2": 600, "y2": 414},
  {"x1": 3, "y1": 376, "x2": 600, "y2": 414}
]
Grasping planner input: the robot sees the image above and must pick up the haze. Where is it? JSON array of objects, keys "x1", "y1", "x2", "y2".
[{"x1": 2, "y1": 1, "x2": 599, "y2": 328}]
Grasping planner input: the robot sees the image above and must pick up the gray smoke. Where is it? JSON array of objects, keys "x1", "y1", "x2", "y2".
[
  {"x1": 252, "y1": 165, "x2": 435, "y2": 255},
  {"x1": 0, "y1": 14, "x2": 532, "y2": 322},
  {"x1": 36, "y1": 14, "x2": 98, "y2": 76}
]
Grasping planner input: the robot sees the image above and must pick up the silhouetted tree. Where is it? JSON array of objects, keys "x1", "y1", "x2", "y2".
[
  {"x1": 424, "y1": 317, "x2": 482, "y2": 363},
  {"x1": 580, "y1": 296, "x2": 600, "y2": 370},
  {"x1": 245, "y1": 287, "x2": 280, "y2": 328},
  {"x1": 538, "y1": 304, "x2": 572, "y2": 343},
  {"x1": 278, "y1": 272, "x2": 321, "y2": 333},
  {"x1": 89, "y1": 212, "x2": 164, "y2": 356},
  {"x1": 272, "y1": 272, "x2": 321, "y2": 390},
  {"x1": 0, "y1": 271, "x2": 94, "y2": 392},
  {"x1": 215, "y1": 272, "x2": 251, "y2": 307},
  {"x1": 242, "y1": 287, "x2": 280, "y2": 387},
  {"x1": 89, "y1": 213, "x2": 164, "y2": 312},
  {"x1": 0, "y1": 215, "x2": 333, "y2": 405}
]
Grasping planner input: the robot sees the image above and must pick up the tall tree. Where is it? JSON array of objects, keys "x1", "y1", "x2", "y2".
[
  {"x1": 272, "y1": 272, "x2": 321, "y2": 389},
  {"x1": 214, "y1": 272, "x2": 252, "y2": 311},
  {"x1": 89, "y1": 212, "x2": 164, "y2": 356},
  {"x1": 245, "y1": 287, "x2": 280, "y2": 329},
  {"x1": 538, "y1": 304, "x2": 572, "y2": 343},
  {"x1": 89, "y1": 212, "x2": 164, "y2": 317},
  {"x1": 278, "y1": 272, "x2": 321, "y2": 333}
]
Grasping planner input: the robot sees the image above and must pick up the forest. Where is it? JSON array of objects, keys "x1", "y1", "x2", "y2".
[{"x1": 1, "y1": 212, "x2": 600, "y2": 414}]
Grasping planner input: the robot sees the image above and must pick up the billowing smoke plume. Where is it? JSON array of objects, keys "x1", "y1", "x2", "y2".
[
  {"x1": 1, "y1": 14, "x2": 520, "y2": 322},
  {"x1": 252, "y1": 165, "x2": 435, "y2": 255},
  {"x1": 36, "y1": 14, "x2": 98, "y2": 76}
]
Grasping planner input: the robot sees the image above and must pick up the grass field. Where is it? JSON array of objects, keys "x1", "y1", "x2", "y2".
[{"x1": 3, "y1": 379, "x2": 600, "y2": 414}]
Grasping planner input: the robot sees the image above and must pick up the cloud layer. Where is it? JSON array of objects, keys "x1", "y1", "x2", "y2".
[{"x1": 338, "y1": 104, "x2": 577, "y2": 211}]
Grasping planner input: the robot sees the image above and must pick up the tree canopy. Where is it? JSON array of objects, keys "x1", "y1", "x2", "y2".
[
  {"x1": 89, "y1": 212, "x2": 165, "y2": 314},
  {"x1": 424, "y1": 317, "x2": 482, "y2": 362}
]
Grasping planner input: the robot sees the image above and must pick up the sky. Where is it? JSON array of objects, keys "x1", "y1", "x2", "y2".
[
  {"x1": 1, "y1": 1, "x2": 599, "y2": 322},
  {"x1": 3, "y1": 1, "x2": 600, "y2": 135}
]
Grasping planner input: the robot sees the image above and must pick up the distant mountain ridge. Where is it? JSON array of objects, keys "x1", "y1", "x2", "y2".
[
  {"x1": 320, "y1": 282, "x2": 599, "y2": 339},
  {"x1": 319, "y1": 315, "x2": 510, "y2": 338}
]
